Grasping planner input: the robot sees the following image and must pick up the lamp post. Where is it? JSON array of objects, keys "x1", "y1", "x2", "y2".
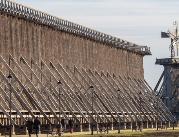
[
  {"x1": 117, "y1": 89, "x2": 121, "y2": 134},
  {"x1": 7, "y1": 74, "x2": 12, "y2": 137},
  {"x1": 138, "y1": 91, "x2": 142, "y2": 132},
  {"x1": 58, "y1": 80, "x2": 62, "y2": 136},
  {"x1": 89, "y1": 86, "x2": 94, "y2": 135}
]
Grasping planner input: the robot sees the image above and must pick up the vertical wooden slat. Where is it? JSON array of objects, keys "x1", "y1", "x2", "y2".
[{"x1": 0, "y1": 13, "x2": 144, "y2": 80}]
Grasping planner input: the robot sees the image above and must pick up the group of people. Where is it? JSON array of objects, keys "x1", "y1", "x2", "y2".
[{"x1": 26, "y1": 117, "x2": 41, "y2": 137}]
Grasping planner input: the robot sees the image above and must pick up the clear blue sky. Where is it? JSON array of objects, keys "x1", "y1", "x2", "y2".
[{"x1": 15, "y1": 0, "x2": 179, "y2": 88}]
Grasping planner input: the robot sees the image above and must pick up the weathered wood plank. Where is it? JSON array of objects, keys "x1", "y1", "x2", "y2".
[{"x1": 0, "y1": 13, "x2": 144, "y2": 79}]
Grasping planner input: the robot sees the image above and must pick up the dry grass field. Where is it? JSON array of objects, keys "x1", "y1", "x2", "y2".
[{"x1": 7, "y1": 128, "x2": 179, "y2": 137}]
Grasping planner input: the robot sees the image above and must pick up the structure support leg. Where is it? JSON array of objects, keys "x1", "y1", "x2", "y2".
[
  {"x1": 111, "y1": 122, "x2": 113, "y2": 130},
  {"x1": 151, "y1": 122, "x2": 154, "y2": 128},
  {"x1": 88, "y1": 123, "x2": 91, "y2": 131},
  {"x1": 168, "y1": 121, "x2": 170, "y2": 128},
  {"x1": 146, "y1": 121, "x2": 149, "y2": 129},
  {"x1": 80, "y1": 123, "x2": 83, "y2": 132},
  {"x1": 124, "y1": 122, "x2": 126, "y2": 130}
]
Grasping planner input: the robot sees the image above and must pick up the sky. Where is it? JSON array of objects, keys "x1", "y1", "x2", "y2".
[{"x1": 14, "y1": 0, "x2": 179, "y2": 88}]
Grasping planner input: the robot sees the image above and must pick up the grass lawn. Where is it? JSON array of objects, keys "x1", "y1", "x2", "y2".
[
  {"x1": 62, "y1": 128, "x2": 179, "y2": 137},
  {"x1": 8, "y1": 128, "x2": 179, "y2": 137}
]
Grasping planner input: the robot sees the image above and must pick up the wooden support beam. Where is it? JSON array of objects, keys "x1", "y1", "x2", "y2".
[
  {"x1": 57, "y1": 63, "x2": 105, "y2": 123},
  {"x1": 137, "y1": 78, "x2": 172, "y2": 121},
  {"x1": 0, "y1": 104, "x2": 16, "y2": 125},
  {"x1": 81, "y1": 68, "x2": 119, "y2": 123},
  {"x1": 20, "y1": 57, "x2": 69, "y2": 120},
  {"x1": 89, "y1": 70, "x2": 126, "y2": 122},
  {"x1": 67, "y1": 66, "x2": 111, "y2": 123},
  {"x1": 9, "y1": 56, "x2": 61, "y2": 123},
  {"x1": 140, "y1": 79, "x2": 176, "y2": 122},
  {"x1": 154, "y1": 71, "x2": 164, "y2": 93},
  {"x1": 49, "y1": 61, "x2": 93, "y2": 123},
  {"x1": 98, "y1": 72, "x2": 136, "y2": 122},
  {"x1": 95, "y1": 72, "x2": 130, "y2": 122},
  {"x1": 0, "y1": 71, "x2": 36, "y2": 119},
  {"x1": 34, "y1": 59, "x2": 82, "y2": 123},
  {"x1": 139, "y1": 79, "x2": 171, "y2": 121},
  {"x1": 0, "y1": 56, "x2": 52, "y2": 124},
  {"x1": 0, "y1": 87, "x2": 26, "y2": 123},
  {"x1": 118, "y1": 75, "x2": 153, "y2": 121}
]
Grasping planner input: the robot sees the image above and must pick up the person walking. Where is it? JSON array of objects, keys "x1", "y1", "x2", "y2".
[
  {"x1": 26, "y1": 118, "x2": 33, "y2": 137},
  {"x1": 69, "y1": 119, "x2": 74, "y2": 133},
  {"x1": 34, "y1": 117, "x2": 41, "y2": 137}
]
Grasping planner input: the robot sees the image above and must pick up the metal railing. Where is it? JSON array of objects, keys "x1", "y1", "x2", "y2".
[{"x1": 0, "y1": 0, "x2": 151, "y2": 55}]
